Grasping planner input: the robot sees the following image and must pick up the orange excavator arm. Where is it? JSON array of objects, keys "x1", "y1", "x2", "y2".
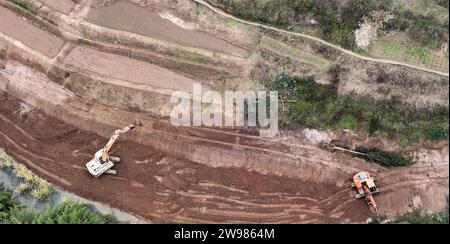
[
  {"x1": 363, "y1": 185, "x2": 378, "y2": 210},
  {"x1": 101, "y1": 123, "x2": 136, "y2": 162}
]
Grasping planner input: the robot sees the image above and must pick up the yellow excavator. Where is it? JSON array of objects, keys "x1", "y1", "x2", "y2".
[{"x1": 86, "y1": 123, "x2": 136, "y2": 177}]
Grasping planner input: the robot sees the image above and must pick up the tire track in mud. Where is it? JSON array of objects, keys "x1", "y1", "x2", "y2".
[
  {"x1": 1, "y1": 60, "x2": 449, "y2": 222},
  {"x1": 0, "y1": 130, "x2": 72, "y2": 186},
  {"x1": 0, "y1": 58, "x2": 364, "y2": 186},
  {"x1": 0, "y1": 94, "x2": 349, "y2": 223},
  {"x1": 1, "y1": 88, "x2": 448, "y2": 223}
]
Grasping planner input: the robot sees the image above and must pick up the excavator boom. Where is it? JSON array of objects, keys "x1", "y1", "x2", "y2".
[
  {"x1": 86, "y1": 122, "x2": 137, "y2": 177},
  {"x1": 101, "y1": 124, "x2": 136, "y2": 162}
]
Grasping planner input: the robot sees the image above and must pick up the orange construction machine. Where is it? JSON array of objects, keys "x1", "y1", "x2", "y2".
[{"x1": 351, "y1": 172, "x2": 380, "y2": 211}]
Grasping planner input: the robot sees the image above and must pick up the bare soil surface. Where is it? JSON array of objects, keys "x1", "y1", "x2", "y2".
[
  {"x1": 0, "y1": 93, "x2": 360, "y2": 223},
  {"x1": 63, "y1": 46, "x2": 203, "y2": 92},
  {"x1": 86, "y1": 0, "x2": 249, "y2": 58},
  {"x1": 0, "y1": 58, "x2": 448, "y2": 223},
  {"x1": 0, "y1": 6, "x2": 64, "y2": 57},
  {"x1": 42, "y1": 0, "x2": 76, "y2": 14},
  {"x1": 0, "y1": 94, "x2": 447, "y2": 223},
  {"x1": 0, "y1": 1, "x2": 448, "y2": 223},
  {"x1": 336, "y1": 55, "x2": 449, "y2": 109}
]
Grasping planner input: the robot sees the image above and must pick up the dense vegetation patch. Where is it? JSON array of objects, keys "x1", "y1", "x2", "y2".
[
  {"x1": 8, "y1": 0, "x2": 28, "y2": 10},
  {"x1": 207, "y1": 0, "x2": 448, "y2": 49},
  {"x1": 395, "y1": 208, "x2": 449, "y2": 224},
  {"x1": 269, "y1": 73, "x2": 449, "y2": 143},
  {"x1": 386, "y1": 7, "x2": 448, "y2": 48},
  {"x1": 0, "y1": 185, "x2": 117, "y2": 224},
  {"x1": 355, "y1": 147, "x2": 412, "y2": 167},
  {"x1": 370, "y1": 206, "x2": 449, "y2": 224},
  {"x1": 0, "y1": 154, "x2": 53, "y2": 201}
]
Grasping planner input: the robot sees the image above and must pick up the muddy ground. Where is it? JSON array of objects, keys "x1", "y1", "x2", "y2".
[
  {"x1": 0, "y1": 0, "x2": 448, "y2": 224},
  {"x1": 0, "y1": 93, "x2": 367, "y2": 223},
  {"x1": 1, "y1": 91, "x2": 448, "y2": 223}
]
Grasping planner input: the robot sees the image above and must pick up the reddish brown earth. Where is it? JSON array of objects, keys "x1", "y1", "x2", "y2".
[
  {"x1": 1, "y1": 90, "x2": 447, "y2": 223},
  {"x1": 0, "y1": 1, "x2": 447, "y2": 224},
  {"x1": 0, "y1": 56, "x2": 448, "y2": 223},
  {"x1": 0, "y1": 94, "x2": 362, "y2": 224}
]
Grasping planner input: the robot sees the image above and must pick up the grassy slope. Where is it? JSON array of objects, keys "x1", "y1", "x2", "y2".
[{"x1": 206, "y1": 0, "x2": 449, "y2": 53}]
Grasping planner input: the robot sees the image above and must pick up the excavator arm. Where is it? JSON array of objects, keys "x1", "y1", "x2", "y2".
[{"x1": 101, "y1": 123, "x2": 136, "y2": 162}]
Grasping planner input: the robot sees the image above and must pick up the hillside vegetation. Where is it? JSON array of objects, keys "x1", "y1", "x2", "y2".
[
  {"x1": 207, "y1": 0, "x2": 449, "y2": 50},
  {"x1": 270, "y1": 74, "x2": 449, "y2": 143}
]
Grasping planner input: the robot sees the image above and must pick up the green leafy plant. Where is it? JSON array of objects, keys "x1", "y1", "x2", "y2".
[
  {"x1": 269, "y1": 73, "x2": 448, "y2": 143},
  {"x1": 425, "y1": 124, "x2": 448, "y2": 141},
  {"x1": 8, "y1": 0, "x2": 28, "y2": 10},
  {"x1": 355, "y1": 147, "x2": 412, "y2": 167},
  {"x1": 1, "y1": 153, "x2": 53, "y2": 201},
  {"x1": 0, "y1": 186, "x2": 117, "y2": 224},
  {"x1": 0, "y1": 185, "x2": 19, "y2": 220},
  {"x1": 395, "y1": 208, "x2": 449, "y2": 224},
  {"x1": 367, "y1": 117, "x2": 381, "y2": 136}
]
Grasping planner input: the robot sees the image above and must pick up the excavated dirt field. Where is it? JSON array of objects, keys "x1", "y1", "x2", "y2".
[
  {"x1": 0, "y1": 92, "x2": 448, "y2": 223},
  {"x1": 63, "y1": 46, "x2": 202, "y2": 92},
  {"x1": 0, "y1": 57, "x2": 448, "y2": 223},
  {"x1": 86, "y1": 0, "x2": 249, "y2": 58},
  {"x1": 0, "y1": 93, "x2": 362, "y2": 223},
  {"x1": 0, "y1": 6, "x2": 64, "y2": 57},
  {"x1": 0, "y1": 0, "x2": 448, "y2": 224}
]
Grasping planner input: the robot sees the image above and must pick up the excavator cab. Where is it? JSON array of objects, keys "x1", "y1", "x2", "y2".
[
  {"x1": 86, "y1": 123, "x2": 136, "y2": 178},
  {"x1": 351, "y1": 172, "x2": 380, "y2": 211},
  {"x1": 86, "y1": 149, "x2": 119, "y2": 177}
]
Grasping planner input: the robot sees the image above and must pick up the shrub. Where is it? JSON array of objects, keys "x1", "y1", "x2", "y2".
[
  {"x1": 0, "y1": 154, "x2": 14, "y2": 170},
  {"x1": 8, "y1": 0, "x2": 28, "y2": 10},
  {"x1": 356, "y1": 147, "x2": 412, "y2": 167},
  {"x1": 5, "y1": 202, "x2": 117, "y2": 224},
  {"x1": 0, "y1": 185, "x2": 19, "y2": 220},
  {"x1": 425, "y1": 124, "x2": 448, "y2": 141},
  {"x1": 208, "y1": 0, "x2": 395, "y2": 49},
  {"x1": 30, "y1": 184, "x2": 52, "y2": 201},
  {"x1": 17, "y1": 183, "x2": 29, "y2": 194},
  {"x1": 269, "y1": 73, "x2": 449, "y2": 143},
  {"x1": 0, "y1": 187, "x2": 118, "y2": 224},
  {"x1": 15, "y1": 164, "x2": 35, "y2": 182},
  {"x1": 339, "y1": 114, "x2": 358, "y2": 130},
  {"x1": 395, "y1": 208, "x2": 449, "y2": 224},
  {"x1": 367, "y1": 117, "x2": 381, "y2": 136},
  {"x1": 12, "y1": 162, "x2": 53, "y2": 200}
]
